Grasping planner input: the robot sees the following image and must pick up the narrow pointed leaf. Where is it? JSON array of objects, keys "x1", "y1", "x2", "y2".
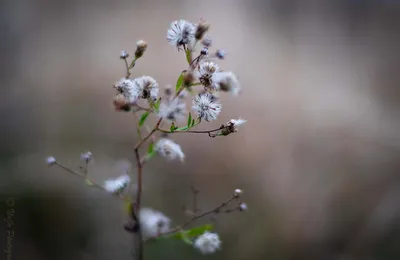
[
  {"x1": 185, "y1": 49, "x2": 191, "y2": 64},
  {"x1": 175, "y1": 72, "x2": 184, "y2": 92},
  {"x1": 147, "y1": 142, "x2": 154, "y2": 154},
  {"x1": 139, "y1": 111, "x2": 150, "y2": 126},
  {"x1": 187, "y1": 113, "x2": 192, "y2": 128}
]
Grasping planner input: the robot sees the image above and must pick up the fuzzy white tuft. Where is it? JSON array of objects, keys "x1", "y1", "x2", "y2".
[
  {"x1": 104, "y1": 174, "x2": 131, "y2": 194},
  {"x1": 139, "y1": 208, "x2": 171, "y2": 239},
  {"x1": 192, "y1": 93, "x2": 221, "y2": 121},
  {"x1": 155, "y1": 138, "x2": 185, "y2": 161},
  {"x1": 194, "y1": 232, "x2": 221, "y2": 254},
  {"x1": 167, "y1": 20, "x2": 196, "y2": 49}
]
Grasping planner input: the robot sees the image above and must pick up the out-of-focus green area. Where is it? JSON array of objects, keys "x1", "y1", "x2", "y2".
[{"x1": 1, "y1": 0, "x2": 400, "y2": 259}]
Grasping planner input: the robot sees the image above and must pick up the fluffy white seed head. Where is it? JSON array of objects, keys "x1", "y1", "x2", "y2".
[
  {"x1": 104, "y1": 174, "x2": 131, "y2": 194},
  {"x1": 194, "y1": 232, "x2": 221, "y2": 254},
  {"x1": 158, "y1": 98, "x2": 186, "y2": 122},
  {"x1": 229, "y1": 118, "x2": 246, "y2": 131},
  {"x1": 155, "y1": 138, "x2": 185, "y2": 161},
  {"x1": 234, "y1": 189, "x2": 242, "y2": 197},
  {"x1": 192, "y1": 92, "x2": 221, "y2": 122},
  {"x1": 212, "y1": 71, "x2": 241, "y2": 96},
  {"x1": 198, "y1": 61, "x2": 220, "y2": 89},
  {"x1": 133, "y1": 76, "x2": 159, "y2": 101},
  {"x1": 80, "y1": 151, "x2": 92, "y2": 162},
  {"x1": 46, "y1": 156, "x2": 56, "y2": 165},
  {"x1": 167, "y1": 20, "x2": 195, "y2": 49},
  {"x1": 139, "y1": 208, "x2": 171, "y2": 239},
  {"x1": 239, "y1": 202, "x2": 248, "y2": 212},
  {"x1": 115, "y1": 78, "x2": 141, "y2": 103}
]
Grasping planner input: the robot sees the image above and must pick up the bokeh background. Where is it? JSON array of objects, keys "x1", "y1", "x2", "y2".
[{"x1": 1, "y1": 0, "x2": 400, "y2": 259}]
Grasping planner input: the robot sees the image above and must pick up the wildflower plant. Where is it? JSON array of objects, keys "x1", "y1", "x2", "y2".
[{"x1": 46, "y1": 18, "x2": 247, "y2": 259}]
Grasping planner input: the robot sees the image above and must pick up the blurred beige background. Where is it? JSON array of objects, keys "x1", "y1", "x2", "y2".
[{"x1": 1, "y1": 0, "x2": 400, "y2": 259}]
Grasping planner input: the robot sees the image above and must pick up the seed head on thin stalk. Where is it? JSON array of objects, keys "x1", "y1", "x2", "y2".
[
  {"x1": 167, "y1": 20, "x2": 196, "y2": 50},
  {"x1": 192, "y1": 92, "x2": 221, "y2": 122}
]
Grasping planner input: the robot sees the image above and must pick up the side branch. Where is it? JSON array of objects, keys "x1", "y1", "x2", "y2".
[
  {"x1": 156, "y1": 125, "x2": 224, "y2": 137},
  {"x1": 145, "y1": 195, "x2": 237, "y2": 242}
]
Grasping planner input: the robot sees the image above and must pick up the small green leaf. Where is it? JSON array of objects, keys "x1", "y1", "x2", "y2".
[
  {"x1": 191, "y1": 119, "x2": 195, "y2": 127},
  {"x1": 170, "y1": 224, "x2": 214, "y2": 240},
  {"x1": 185, "y1": 49, "x2": 191, "y2": 64},
  {"x1": 147, "y1": 142, "x2": 154, "y2": 154},
  {"x1": 170, "y1": 123, "x2": 177, "y2": 132},
  {"x1": 139, "y1": 111, "x2": 150, "y2": 126},
  {"x1": 85, "y1": 179, "x2": 94, "y2": 186},
  {"x1": 185, "y1": 224, "x2": 214, "y2": 238},
  {"x1": 123, "y1": 198, "x2": 133, "y2": 214},
  {"x1": 175, "y1": 72, "x2": 184, "y2": 92},
  {"x1": 153, "y1": 98, "x2": 161, "y2": 112},
  {"x1": 187, "y1": 113, "x2": 192, "y2": 128},
  {"x1": 180, "y1": 231, "x2": 193, "y2": 245},
  {"x1": 176, "y1": 126, "x2": 189, "y2": 131},
  {"x1": 146, "y1": 150, "x2": 157, "y2": 160}
]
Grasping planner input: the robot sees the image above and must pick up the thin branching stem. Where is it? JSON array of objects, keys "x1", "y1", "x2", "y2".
[
  {"x1": 144, "y1": 196, "x2": 237, "y2": 242},
  {"x1": 54, "y1": 162, "x2": 126, "y2": 200}
]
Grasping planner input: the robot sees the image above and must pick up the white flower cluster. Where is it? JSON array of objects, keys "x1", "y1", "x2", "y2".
[
  {"x1": 165, "y1": 19, "x2": 241, "y2": 123},
  {"x1": 115, "y1": 76, "x2": 159, "y2": 104}
]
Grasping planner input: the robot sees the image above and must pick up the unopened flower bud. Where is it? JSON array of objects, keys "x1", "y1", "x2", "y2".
[
  {"x1": 216, "y1": 49, "x2": 225, "y2": 59},
  {"x1": 183, "y1": 71, "x2": 194, "y2": 87},
  {"x1": 46, "y1": 156, "x2": 56, "y2": 166},
  {"x1": 201, "y1": 37, "x2": 212, "y2": 47},
  {"x1": 135, "y1": 40, "x2": 147, "y2": 58},
  {"x1": 113, "y1": 94, "x2": 131, "y2": 112},
  {"x1": 120, "y1": 50, "x2": 129, "y2": 59},
  {"x1": 239, "y1": 202, "x2": 248, "y2": 212},
  {"x1": 195, "y1": 20, "x2": 210, "y2": 40},
  {"x1": 200, "y1": 47, "x2": 208, "y2": 56},
  {"x1": 234, "y1": 189, "x2": 242, "y2": 197},
  {"x1": 164, "y1": 86, "x2": 172, "y2": 96}
]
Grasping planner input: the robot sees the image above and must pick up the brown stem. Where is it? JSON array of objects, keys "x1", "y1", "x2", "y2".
[{"x1": 156, "y1": 126, "x2": 224, "y2": 135}]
